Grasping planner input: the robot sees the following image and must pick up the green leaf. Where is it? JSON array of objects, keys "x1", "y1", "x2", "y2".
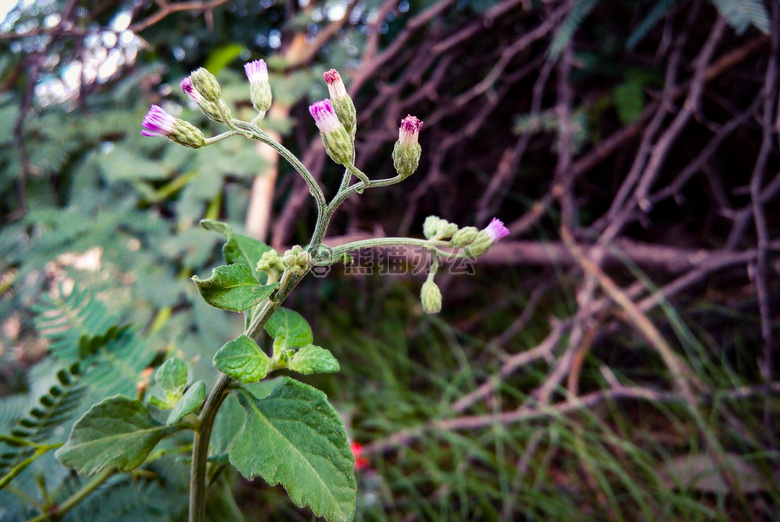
[
  {"x1": 167, "y1": 381, "x2": 206, "y2": 425},
  {"x1": 264, "y1": 308, "x2": 313, "y2": 351},
  {"x1": 200, "y1": 219, "x2": 272, "y2": 278},
  {"x1": 155, "y1": 358, "x2": 188, "y2": 405},
  {"x1": 192, "y1": 264, "x2": 279, "y2": 312},
  {"x1": 204, "y1": 44, "x2": 245, "y2": 74},
  {"x1": 56, "y1": 396, "x2": 182, "y2": 475},
  {"x1": 289, "y1": 345, "x2": 340, "y2": 375},
  {"x1": 230, "y1": 378, "x2": 356, "y2": 522},
  {"x1": 214, "y1": 335, "x2": 271, "y2": 383}
]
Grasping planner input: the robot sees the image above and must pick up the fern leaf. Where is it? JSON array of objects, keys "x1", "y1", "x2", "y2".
[
  {"x1": 710, "y1": 0, "x2": 770, "y2": 35},
  {"x1": 33, "y1": 285, "x2": 119, "y2": 361},
  {"x1": 0, "y1": 363, "x2": 86, "y2": 488},
  {"x1": 548, "y1": 0, "x2": 601, "y2": 59}
]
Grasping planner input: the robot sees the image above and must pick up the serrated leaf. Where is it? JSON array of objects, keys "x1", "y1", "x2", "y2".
[
  {"x1": 264, "y1": 308, "x2": 313, "y2": 351},
  {"x1": 214, "y1": 335, "x2": 271, "y2": 383},
  {"x1": 56, "y1": 396, "x2": 182, "y2": 475},
  {"x1": 200, "y1": 219, "x2": 272, "y2": 278},
  {"x1": 167, "y1": 381, "x2": 206, "y2": 425},
  {"x1": 192, "y1": 264, "x2": 279, "y2": 312},
  {"x1": 230, "y1": 379, "x2": 356, "y2": 522},
  {"x1": 289, "y1": 345, "x2": 340, "y2": 375},
  {"x1": 155, "y1": 358, "x2": 188, "y2": 403}
]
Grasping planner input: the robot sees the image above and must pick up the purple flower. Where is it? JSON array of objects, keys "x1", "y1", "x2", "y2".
[
  {"x1": 398, "y1": 115, "x2": 423, "y2": 146},
  {"x1": 141, "y1": 105, "x2": 176, "y2": 137},
  {"x1": 484, "y1": 218, "x2": 509, "y2": 242},
  {"x1": 324, "y1": 69, "x2": 347, "y2": 100},
  {"x1": 244, "y1": 59, "x2": 268, "y2": 83},
  {"x1": 308, "y1": 99, "x2": 342, "y2": 134},
  {"x1": 181, "y1": 76, "x2": 204, "y2": 104}
]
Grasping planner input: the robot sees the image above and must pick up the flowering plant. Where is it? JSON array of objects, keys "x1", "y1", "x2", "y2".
[{"x1": 54, "y1": 61, "x2": 508, "y2": 522}]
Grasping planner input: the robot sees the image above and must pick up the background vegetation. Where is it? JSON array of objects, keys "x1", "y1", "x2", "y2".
[{"x1": 0, "y1": 0, "x2": 778, "y2": 520}]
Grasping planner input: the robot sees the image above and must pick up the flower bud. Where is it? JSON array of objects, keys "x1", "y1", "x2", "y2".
[
  {"x1": 245, "y1": 59, "x2": 272, "y2": 113},
  {"x1": 182, "y1": 75, "x2": 231, "y2": 123},
  {"x1": 423, "y1": 216, "x2": 444, "y2": 239},
  {"x1": 466, "y1": 218, "x2": 509, "y2": 257},
  {"x1": 257, "y1": 250, "x2": 284, "y2": 275},
  {"x1": 439, "y1": 223, "x2": 458, "y2": 240},
  {"x1": 420, "y1": 279, "x2": 442, "y2": 314},
  {"x1": 189, "y1": 67, "x2": 221, "y2": 104},
  {"x1": 141, "y1": 105, "x2": 205, "y2": 149},
  {"x1": 309, "y1": 100, "x2": 353, "y2": 166},
  {"x1": 392, "y1": 115, "x2": 423, "y2": 178},
  {"x1": 282, "y1": 245, "x2": 311, "y2": 276},
  {"x1": 451, "y1": 226, "x2": 479, "y2": 247},
  {"x1": 324, "y1": 69, "x2": 356, "y2": 140}
]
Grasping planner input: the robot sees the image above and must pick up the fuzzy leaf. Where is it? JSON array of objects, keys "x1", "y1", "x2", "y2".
[
  {"x1": 289, "y1": 345, "x2": 340, "y2": 375},
  {"x1": 264, "y1": 308, "x2": 313, "y2": 351},
  {"x1": 155, "y1": 358, "x2": 188, "y2": 404},
  {"x1": 192, "y1": 264, "x2": 278, "y2": 312},
  {"x1": 213, "y1": 335, "x2": 271, "y2": 383},
  {"x1": 167, "y1": 381, "x2": 206, "y2": 425},
  {"x1": 56, "y1": 396, "x2": 181, "y2": 475},
  {"x1": 230, "y1": 378, "x2": 356, "y2": 522},
  {"x1": 200, "y1": 219, "x2": 272, "y2": 278}
]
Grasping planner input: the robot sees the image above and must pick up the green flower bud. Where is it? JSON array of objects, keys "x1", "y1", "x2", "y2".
[
  {"x1": 423, "y1": 216, "x2": 444, "y2": 239},
  {"x1": 333, "y1": 96, "x2": 356, "y2": 140},
  {"x1": 245, "y1": 60, "x2": 272, "y2": 113},
  {"x1": 169, "y1": 120, "x2": 206, "y2": 149},
  {"x1": 392, "y1": 115, "x2": 423, "y2": 178},
  {"x1": 257, "y1": 250, "x2": 284, "y2": 274},
  {"x1": 438, "y1": 223, "x2": 458, "y2": 240},
  {"x1": 325, "y1": 70, "x2": 357, "y2": 140},
  {"x1": 322, "y1": 126, "x2": 353, "y2": 165},
  {"x1": 282, "y1": 245, "x2": 311, "y2": 276},
  {"x1": 309, "y1": 100, "x2": 354, "y2": 166},
  {"x1": 141, "y1": 105, "x2": 205, "y2": 148},
  {"x1": 420, "y1": 279, "x2": 442, "y2": 314},
  {"x1": 392, "y1": 142, "x2": 422, "y2": 179},
  {"x1": 451, "y1": 226, "x2": 479, "y2": 247},
  {"x1": 190, "y1": 68, "x2": 221, "y2": 104},
  {"x1": 465, "y1": 231, "x2": 491, "y2": 257}
]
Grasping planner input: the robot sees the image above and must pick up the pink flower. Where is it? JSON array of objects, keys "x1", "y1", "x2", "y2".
[
  {"x1": 180, "y1": 76, "x2": 204, "y2": 104},
  {"x1": 324, "y1": 69, "x2": 347, "y2": 100},
  {"x1": 244, "y1": 59, "x2": 268, "y2": 83},
  {"x1": 308, "y1": 99, "x2": 342, "y2": 134},
  {"x1": 484, "y1": 218, "x2": 509, "y2": 242},
  {"x1": 398, "y1": 115, "x2": 423, "y2": 146},
  {"x1": 141, "y1": 105, "x2": 176, "y2": 137}
]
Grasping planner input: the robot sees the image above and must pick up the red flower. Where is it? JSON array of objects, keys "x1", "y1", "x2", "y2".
[{"x1": 351, "y1": 442, "x2": 369, "y2": 471}]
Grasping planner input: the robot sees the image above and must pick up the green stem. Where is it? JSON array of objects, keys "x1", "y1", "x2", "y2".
[
  {"x1": 25, "y1": 467, "x2": 115, "y2": 522},
  {"x1": 231, "y1": 120, "x2": 327, "y2": 216},
  {"x1": 188, "y1": 270, "x2": 308, "y2": 522},
  {"x1": 321, "y1": 237, "x2": 458, "y2": 264},
  {"x1": 0, "y1": 443, "x2": 62, "y2": 490},
  {"x1": 345, "y1": 162, "x2": 370, "y2": 187},
  {"x1": 203, "y1": 130, "x2": 240, "y2": 146}
]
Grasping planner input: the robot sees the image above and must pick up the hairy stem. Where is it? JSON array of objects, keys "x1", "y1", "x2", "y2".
[{"x1": 188, "y1": 271, "x2": 307, "y2": 522}]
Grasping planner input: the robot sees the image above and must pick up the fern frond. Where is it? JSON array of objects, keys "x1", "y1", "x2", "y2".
[
  {"x1": 627, "y1": 0, "x2": 680, "y2": 49},
  {"x1": 0, "y1": 362, "x2": 86, "y2": 488},
  {"x1": 710, "y1": 0, "x2": 770, "y2": 35},
  {"x1": 33, "y1": 285, "x2": 119, "y2": 361},
  {"x1": 548, "y1": 0, "x2": 601, "y2": 59}
]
